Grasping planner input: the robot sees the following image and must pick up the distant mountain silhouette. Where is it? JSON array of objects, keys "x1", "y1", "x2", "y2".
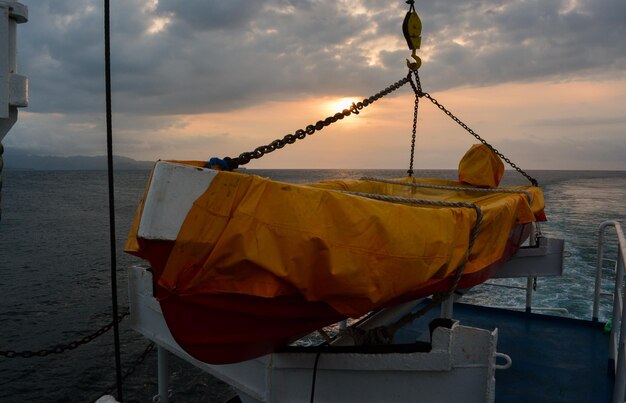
[{"x1": 2, "y1": 148, "x2": 154, "y2": 170}]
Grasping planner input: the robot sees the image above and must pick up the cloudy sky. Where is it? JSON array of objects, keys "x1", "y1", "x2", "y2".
[{"x1": 4, "y1": 0, "x2": 626, "y2": 169}]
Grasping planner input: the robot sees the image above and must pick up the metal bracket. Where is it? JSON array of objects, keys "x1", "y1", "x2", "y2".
[
  {"x1": 0, "y1": 1, "x2": 28, "y2": 142},
  {"x1": 493, "y1": 237, "x2": 565, "y2": 278}
]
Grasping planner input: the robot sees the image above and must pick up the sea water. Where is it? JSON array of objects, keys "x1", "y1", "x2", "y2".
[{"x1": 0, "y1": 168, "x2": 625, "y2": 402}]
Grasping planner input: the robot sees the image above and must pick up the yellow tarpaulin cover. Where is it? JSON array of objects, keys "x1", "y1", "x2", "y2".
[
  {"x1": 126, "y1": 164, "x2": 544, "y2": 318},
  {"x1": 458, "y1": 144, "x2": 505, "y2": 188}
]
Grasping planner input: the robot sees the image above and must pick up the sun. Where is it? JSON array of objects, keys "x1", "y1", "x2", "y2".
[{"x1": 326, "y1": 97, "x2": 360, "y2": 114}]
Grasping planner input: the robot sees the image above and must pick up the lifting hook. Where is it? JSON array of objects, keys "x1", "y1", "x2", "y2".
[{"x1": 403, "y1": 1, "x2": 422, "y2": 70}]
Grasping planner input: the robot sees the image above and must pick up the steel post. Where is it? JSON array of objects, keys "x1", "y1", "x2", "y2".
[{"x1": 157, "y1": 345, "x2": 170, "y2": 403}]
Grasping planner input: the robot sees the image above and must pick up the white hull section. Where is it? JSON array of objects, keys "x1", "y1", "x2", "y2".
[{"x1": 138, "y1": 161, "x2": 218, "y2": 241}]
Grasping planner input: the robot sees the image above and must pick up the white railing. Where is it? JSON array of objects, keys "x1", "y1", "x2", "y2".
[{"x1": 591, "y1": 220, "x2": 626, "y2": 403}]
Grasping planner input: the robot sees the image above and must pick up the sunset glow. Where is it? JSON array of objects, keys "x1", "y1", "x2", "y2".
[
  {"x1": 326, "y1": 97, "x2": 360, "y2": 115},
  {"x1": 5, "y1": 1, "x2": 625, "y2": 171}
]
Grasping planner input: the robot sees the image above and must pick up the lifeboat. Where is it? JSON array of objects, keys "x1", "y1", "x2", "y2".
[{"x1": 125, "y1": 144, "x2": 545, "y2": 364}]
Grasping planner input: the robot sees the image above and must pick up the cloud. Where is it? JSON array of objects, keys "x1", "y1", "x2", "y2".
[
  {"x1": 4, "y1": 112, "x2": 106, "y2": 155},
  {"x1": 156, "y1": 0, "x2": 270, "y2": 32},
  {"x1": 418, "y1": 0, "x2": 626, "y2": 89},
  {"x1": 524, "y1": 116, "x2": 626, "y2": 128},
  {"x1": 5, "y1": 0, "x2": 626, "y2": 166},
  {"x1": 16, "y1": 0, "x2": 625, "y2": 117}
]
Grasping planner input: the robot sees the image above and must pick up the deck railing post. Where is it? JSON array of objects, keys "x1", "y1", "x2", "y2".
[
  {"x1": 594, "y1": 226, "x2": 608, "y2": 322},
  {"x1": 441, "y1": 297, "x2": 454, "y2": 319},
  {"x1": 156, "y1": 345, "x2": 170, "y2": 403},
  {"x1": 525, "y1": 223, "x2": 537, "y2": 313},
  {"x1": 613, "y1": 252, "x2": 626, "y2": 403},
  {"x1": 596, "y1": 219, "x2": 626, "y2": 403},
  {"x1": 525, "y1": 277, "x2": 533, "y2": 314},
  {"x1": 603, "y1": 222, "x2": 626, "y2": 374}
]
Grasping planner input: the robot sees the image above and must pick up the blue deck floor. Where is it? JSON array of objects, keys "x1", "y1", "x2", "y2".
[{"x1": 398, "y1": 302, "x2": 614, "y2": 402}]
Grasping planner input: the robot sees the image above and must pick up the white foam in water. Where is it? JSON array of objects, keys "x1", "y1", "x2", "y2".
[{"x1": 94, "y1": 396, "x2": 119, "y2": 403}]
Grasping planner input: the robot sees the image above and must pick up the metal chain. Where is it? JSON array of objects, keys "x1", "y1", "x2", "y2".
[
  {"x1": 121, "y1": 342, "x2": 154, "y2": 384},
  {"x1": 95, "y1": 342, "x2": 156, "y2": 401},
  {"x1": 0, "y1": 309, "x2": 129, "y2": 359},
  {"x1": 419, "y1": 90, "x2": 539, "y2": 186},
  {"x1": 230, "y1": 75, "x2": 411, "y2": 168},
  {"x1": 228, "y1": 68, "x2": 537, "y2": 187},
  {"x1": 406, "y1": 70, "x2": 421, "y2": 177}
]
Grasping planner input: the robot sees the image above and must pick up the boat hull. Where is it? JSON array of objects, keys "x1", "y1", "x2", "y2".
[{"x1": 137, "y1": 224, "x2": 527, "y2": 364}]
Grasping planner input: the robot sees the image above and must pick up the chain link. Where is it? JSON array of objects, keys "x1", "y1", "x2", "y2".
[
  {"x1": 229, "y1": 70, "x2": 537, "y2": 187},
  {"x1": 406, "y1": 70, "x2": 422, "y2": 176},
  {"x1": 121, "y1": 341, "x2": 154, "y2": 384},
  {"x1": 418, "y1": 90, "x2": 538, "y2": 186},
  {"x1": 94, "y1": 341, "x2": 155, "y2": 401},
  {"x1": 230, "y1": 76, "x2": 411, "y2": 168},
  {"x1": 0, "y1": 310, "x2": 129, "y2": 359}
]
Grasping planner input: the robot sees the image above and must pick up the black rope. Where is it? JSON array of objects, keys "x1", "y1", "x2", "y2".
[
  {"x1": 0, "y1": 142, "x2": 3, "y2": 222},
  {"x1": 309, "y1": 350, "x2": 322, "y2": 403},
  {"x1": 104, "y1": 0, "x2": 123, "y2": 400}
]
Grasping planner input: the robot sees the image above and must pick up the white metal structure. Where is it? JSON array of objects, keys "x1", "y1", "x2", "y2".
[
  {"x1": 592, "y1": 220, "x2": 626, "y2": 403},
  {"x1": 138, "y1": 161, "x2": 218, "y2": 240},
  {"x1": 0, "y1": 0, "x2": 28, "y2": 142},
  {"x1": 129, "y1": 266, "x2": 510, "y2": 403},
  {"x1": 492, "y1": 236, "x2": 564, "y2": 279}
]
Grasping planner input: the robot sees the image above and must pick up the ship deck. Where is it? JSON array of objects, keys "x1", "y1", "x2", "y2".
[{"x1": 397, "y1": 302, "x2": 614, "y2": 402}]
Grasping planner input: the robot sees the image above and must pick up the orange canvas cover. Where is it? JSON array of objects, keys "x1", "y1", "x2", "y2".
[
  {"x1": 126, "y1": 165, "x2": 544, "y2": 318},
  {"x1": 458, "y1": 144, "x2": 505, "y2": 188}
]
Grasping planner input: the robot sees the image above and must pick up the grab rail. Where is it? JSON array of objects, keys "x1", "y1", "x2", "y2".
[{"x1": 591, "y1": 220, "x2": 626, "y2": 403}]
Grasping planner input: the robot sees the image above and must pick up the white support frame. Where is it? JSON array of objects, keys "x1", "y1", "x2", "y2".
[
  {"x1": 128, "y1": 266, "x2": 504, "y2": 403},
  {"x1": 0, "y1": 1, "x2": 28, "y2": 141},
  {"x1": 591, "y1": 220, "x2": 626, "y2": 403}
]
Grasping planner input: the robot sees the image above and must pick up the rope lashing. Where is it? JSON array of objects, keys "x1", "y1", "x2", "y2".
[
  {"x1": 340, "y1": 190, "x2": 483, "y2": 344},
  {"x1": 343, "y1": 190, "x2": 483, "y2": 294},
  {"x1": 360, "y1": 176, "x2": 534, "y2": 204}
]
